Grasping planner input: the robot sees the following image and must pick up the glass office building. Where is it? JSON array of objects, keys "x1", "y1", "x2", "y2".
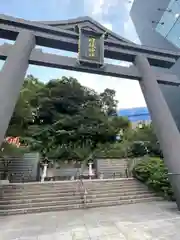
[{"x1": 156, "y1": 0, "x2": 180, "y2": 48}]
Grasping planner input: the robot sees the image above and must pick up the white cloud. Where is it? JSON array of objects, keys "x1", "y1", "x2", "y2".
[
  {"x1": 123, "y1": 17, "x2": 140, "y2": 44},
  {"x1": 85, "y1": 0, "x2": 113, "y2": 29},
  {"x1": 102, "y1": 22, "x2": 112, "y2": 31},
  {"x1": 67, "y1": 70, "x2": 146, "y2": 109},
  {"x1": 91, "y1": 0, "x2": 105, "y2": 16},
  {"x1": 122, "y1": 0, "x2": 140, "y2": 44},
  {"x1": 86, "y1": 0, "x2": 114, "y2": 19}
]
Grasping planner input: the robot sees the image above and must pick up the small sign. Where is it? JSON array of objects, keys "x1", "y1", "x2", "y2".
[{"x1": 78, "y1": 28, "x2": 104, "y2": 68}]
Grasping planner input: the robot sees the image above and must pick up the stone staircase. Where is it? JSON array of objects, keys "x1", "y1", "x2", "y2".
[
  {"x1": 84, "y1": 178, "x2": 162, "y2": 208},
  {"x1": 0, "y1": 178, "x2": 162, "y2": 215}
]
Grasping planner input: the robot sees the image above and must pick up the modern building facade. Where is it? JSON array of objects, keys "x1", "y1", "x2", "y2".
[{"x1": 130, "y1": 0, "x2": 180, "y2": 131}]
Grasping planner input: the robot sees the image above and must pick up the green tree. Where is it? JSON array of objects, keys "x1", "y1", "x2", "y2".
[
  {"x1": 6, "y1": 75, "x2": 131, "y2": 161},
  {"x1": 100, "y1": 88, "x2": 118, "y2": 116},
  {"x1": 20, "y1": 77, "x2": 126, "y2": 159},
  {"x1": 123, "y1": 123, "x2": 162, "y2": 157},
  {"x1": 7, "y1": 75, "x2": 44, "y2": 137}
]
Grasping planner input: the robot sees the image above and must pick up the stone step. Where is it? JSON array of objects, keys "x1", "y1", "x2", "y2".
[
  {"x1": 0, "y1": 196, "x2": 163, "y2": 216},
  {"x1": 98, "y1": 169, "x2": 126, "y2": 171},
  {"x1": 1, "y1": 182, "x2": 78, "y2": 189},
  {"x1": 0, "y1": 194, "x2": 82, "y2": 204},
  {"x1": 0, "y1": 186, "x2": 77, "y2": 191},
  {"x1": 0, "y1": 187, "x2": 149, "y2": 200},
  {"x1": 86, "y1": 185, "x2": 146, "y2": 192},
  {"x1": 83, "y1": 179, "x2": 139, "y2": 186},
  {"x1": 84, "y1": 183, "x2": 145, "y2": 189},
  {"x1": 0, "y1": 193, "x2": 158, "y2": 210},
  {"x1": 97, "y1": 164, "x2": 126, "y2": 166},
  {"x1": 1, "y1": 185, "x2": 77, "y2": 193},
  {"x1": 98, "y1": 165, "x2": 126, "y2": 168},
  {"x1": 97, "y1": 170, "x2": 126, "y2": 173},
  {"x1": 0, "y1": 198, "x2": 83, "y2": 210},
  {"x1": 85, "y1": 186, "x2": 148, "y2": 193},
  {"x1": 98, "y1": 170, "x2": 126, "y2": 172},
  {"x1": 85, "y1": 196, "x2": 163, "y2": 209},
  {"x1": 0, "y1": 183, "x2": 82, "y2": 190},
  {"x1": 0, "y1": 180, "x2": 140, "y2": 192},
  {"x1": 0, "y1": 190, "x2": 151, "y2": 204},
  {"x1": 1, "y1": 190, "x2": 79, "y2": 200},
  {"x1": 1, "y1": 180, "x2": 144, "y2": 189},
  {"x1": 98, "y1": 166, "x2": 126, "y2": 169},
  {"x1": 1, "y1": 180, "x2": 136, "y2": 190},
  {"x1": 7, "y1": 178, "x2": 134, "y2": 185},
  {"x1": 0, "y1": 203, "x2": 82, "y2": 216},
  {"x1": 1, "y1": 184, "x2": 146, "y2": 197},
  {"x1": 84, "y1": 178, "x2": 135, "y2": 182},
  {"x1": 97, "y1": 168, "x2": 126, "y2": 171},
  {"x1": 88, "y1": 190, "x2": 153, "y2": 198},
  {"x1": 1, "y1": 189, "x2": 77, "y2": 197},
  {"x1": 98, "y1": 172, "x2": 126, "y2": 175},
  {"x1": 98, "y1": 159, "x2": 126, "y2": 161},
  {"x1": 84, "y1": 181, "x2": 141, "y2": 187},
  {"x1": 0, "y1": 188, "x2": 147, "y2": 201},
  {"x1": 102, "y1": 176, "x2": 127, "y2": 179},
  {"x1": 87, "y1": 193, "x2": 156, "y2": 203},
  {"x1": 2, "y1": 178, "x2": 135, "y2": 186}
]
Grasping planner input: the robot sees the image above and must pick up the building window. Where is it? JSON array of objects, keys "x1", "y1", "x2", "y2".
[
  {"x1": 166, "y1": 17, "x2": 180, "y2": 47},
  {"x1": 156, "y1": 0, "x2": 180, "y2": 43}
]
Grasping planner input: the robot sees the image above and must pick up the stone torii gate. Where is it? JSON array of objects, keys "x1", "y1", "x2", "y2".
[{"x1": 0, "y1": 14, "x2": 180, "y2": 208}]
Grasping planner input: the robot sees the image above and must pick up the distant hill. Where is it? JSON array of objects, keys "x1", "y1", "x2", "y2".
[{"x1": 118, "y1": 107, "x2": 151, "y2": 122}]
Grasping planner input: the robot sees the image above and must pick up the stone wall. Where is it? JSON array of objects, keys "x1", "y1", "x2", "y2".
[
  {"x1": 96, "y1": 158, "x2": 142, "y2": 178},
  {"x1": 96, "y1": 158, "x2": 128, "y2": 178},
  {"x1": 0, "y1": 152, "x2": 40, "y2": 183}
]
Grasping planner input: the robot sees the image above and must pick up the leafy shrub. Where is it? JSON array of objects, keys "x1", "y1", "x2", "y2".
[
  {"x1": 129, "y1": 141, "x2": 148, "y2": 157},
  {"x1": 133, "y1": 157, "x2": 174, "y2": 200},
  {"x1": 95, "y1": 141, "x2": 149, "y2": 158}
]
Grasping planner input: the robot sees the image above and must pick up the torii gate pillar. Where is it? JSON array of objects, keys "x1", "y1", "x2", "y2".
[
  {"x1": 135, "y1": 55, "x2": 180, "y2": 210},
  {"x1": 0, "y1": 30, "x2": 35, "y2": 145}
]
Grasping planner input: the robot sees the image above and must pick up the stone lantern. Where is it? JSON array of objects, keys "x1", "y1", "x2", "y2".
[
  {"x1": 88, "y1": 160, "x2": 93, "y2": 180},
  {"x1": 40, "y1": 157, "x2": 50, "y2": 182}
]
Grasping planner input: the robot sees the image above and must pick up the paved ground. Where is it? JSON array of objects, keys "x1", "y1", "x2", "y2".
[{"x1": 0, "y1": 201, "x2": 180, "y2": 239}]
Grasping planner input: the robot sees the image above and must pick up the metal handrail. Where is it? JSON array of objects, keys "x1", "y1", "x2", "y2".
[
  {"x1": 79, "y1": 177, "x2": 88, "y2": 206},
  {"x1": 74, "y1": 168, "x2": 88, "y2": 206}
]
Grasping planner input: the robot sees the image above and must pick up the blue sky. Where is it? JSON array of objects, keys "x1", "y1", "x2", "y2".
[{"x1": 0, "y1": 0, "x2": 146, "y2": 108}]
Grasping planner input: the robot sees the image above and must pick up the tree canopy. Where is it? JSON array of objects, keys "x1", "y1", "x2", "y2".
[{"x1": 6, "y1": 75, "x2": 130, "y2": 160}]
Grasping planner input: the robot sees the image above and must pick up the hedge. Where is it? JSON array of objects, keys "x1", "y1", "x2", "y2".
[{"x1": 133, "y1": 156, "x2": 174, "y2": 200}]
